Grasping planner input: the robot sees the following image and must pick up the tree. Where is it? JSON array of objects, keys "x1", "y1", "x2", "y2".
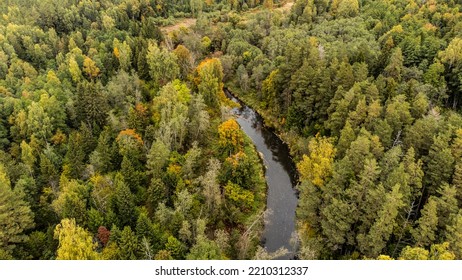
[
  {"x1": 146, "y1": 178, "x2": 167, "y2": 216},
  {"x1": 436, "y1": 183, "x2": 458, "y2": 230},
  {"x1": 68, "y1": 56, "x2": 82, "y2": 83},
  {"x1": 188, "y1": 94, "x2": 210, "y2": 142},
  {"x1": 52, "y1": 177, "x2": 89, "y2": 225},
  {"x1": 75, "y1": 81, "x2": 109, "y2": 128},
  {"x1": 195, "y1": 58, "x2": 224, "y2": 108},
  {"x1": 54, "y1": 218, "x2": 99, "y2": 260},
  {"x1": 20, "y1": 141, "x2": 36, "y2": 175},
  {"x1": 118, "y1": 226, "x2": 139, "y2": 260},
  {"x1": 446, "y1": 211, "x2": 462, "y2": 258},
  {"x1": 399, "y1": 246, "x2": 429, "y2": 260},
  {"x1": 146, "y1": 42, "x2": 179, "y2": 87},
  {"x1": 438, "y1": 37, "x2": 462, "y2": 108},
  {"x1": 173, "y1": 45, "x2": 193, "y2": 79},
  {"x1": 357, "y1": 184, "x2": 404, "y2": 257},
  {"x1": 385, "y1": 94, "x2": 413, "y2": 137},
  {"x1": 89, "y1": 127, "x2": 115, "y2": 174},
  {"x1": 187, "y1": 238, "x2": 223, "y2": 259},
  {"x1": 112, "y1": 174, "x2": 137, "y2": 228},
  {"x1": 113, "y1": 39, "x2": 132, "y2": 72},
  {"x1": 190, "y1": 0, "x2": 203, "y2": 17},
  {"x1": 182, "y1": 142, "x2": 202, "y2": 180},
  {"x1": 425, "y1": 133, "x2": 455, "y2": 194},
  {"x1": 218, "y1": 119, "x2": 244, "y2": 155},
  {"x1": 153, "y1": 82, "x2": 191, "y2": 150},
  {"x1": 83, "y1": 56, "x2": 100, "y2": 80},
  {"x1": 263, "y1": 0, "x2": 274, "y2": 10},
  {"x1": 201, "y1": 159, "x2": 222, "y2": 216},
  {"x1": 165, "y1": 235, "x2": 185, "y2": 259},
  {"x1": 147, "y1": 140, "x2": 170, "y2": 179},
  {"x1": 0, "y1": 165, "x2": 34, "y2": 254},
  {"x1": 297, "y1": 136, "x2": 336, "y2": 187},
  {"x1": 412, "y1": 197, "x2": 439, "y2": 247},
  {"x1": 336, "y1": 121, "x2": 356, "y2": 158},
  {"x1": 63, "y1": 132, "x2": 86, "y2": 179},
  {"x1": 336, "y1": 0, "x2": 359, "y2": 18},
  {"x1": 320, "y1": 197, "x2": 355, "y2": 251},
  {"x1": 384, "y1": 48, "x2": 404, "y2": 83}
]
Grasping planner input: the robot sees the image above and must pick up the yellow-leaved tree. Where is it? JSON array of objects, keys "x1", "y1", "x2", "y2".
[
  {"x1": 297, "y1": 135, "x2": 336, "y2": 187},
  {"x1": 218, "y1": 119, "x2": 244, "y2": 155},
  {"x1": 54, "y1": 218, "x2": 99, "y2": 260}
]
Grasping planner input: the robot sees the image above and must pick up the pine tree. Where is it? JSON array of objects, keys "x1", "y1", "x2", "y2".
[
  {"x1": 425, "y1": 133, "x2": 455, "y2": 194},
  {"x1": 0, "y1": 165, "x2": 34, "y2": 254},
  {"x1": 435, "y1": 183, "x2": 458, "y2": 230},
  {"x1": 384, "y1": 47, "x2": 404, "y2": 83},
  {"x1": 112, "y1": 174, "x2": 137, "y2": 228},
  {"x1": 357, "y1": 184, "x2": 403, "y2": 257},
  {"x1": 446, "y1": 211, "x2": 462, "y2": 259},
  {"x1": 337, "y1": 121, "x2": 356, "y2": 158},
  {"x1": 89, "y1": 127, "x2": 115, "y2": 174},
  {"x1": 320, "y1": 197, "x2": 355, "y2": 251},
  {"x1": 402, "y1": 147, "x2": 424, "y2": 203},
  {"x1": 63, "y1": 131, "x2": 85, "y2": 179},
  {"x1": 118, "y1": 226, "x2": 139, "y2": 260},
  {"x1": 75, "y1": 81, "x2": 108, "y2": 129},
  {"x1": 412, "y1": 197, "x2": 439, "y2": 247}
]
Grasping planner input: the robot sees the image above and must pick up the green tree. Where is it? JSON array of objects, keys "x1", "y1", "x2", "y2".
[
  {"x1": 52, "y1": 177, "x2": 89, "y2": 225},
  {"x1": 425, "y1": 133, "x2": 455, "y2": 194},
  {"x1": 118, "y1": 226, "x2": 139, "y2": 260},
  {"x1": 146, "y1": 42, "x2": 179, "y2": 87},
  {"x1": 75, "y1": 81, "x2": 108, "y2": 128},
  {"x1": 112, "y1": 174, "x2": 137, "y2": 228},
  {"x1": 384, "y1": 48, "x2": 404, "y2": 83},
  {"x1": 190, "y1": 0, "x2": 203, "y2": 17},
  {"x1": 446, "y1": 211, "x2": 462, "y2": 259},
  {"x1": 0, "y1": 165, "x2": 34, "y2": 254},
  {"x1": 113, "y1": 39, "x2": 132, "y2": 72},
  {"x1": 357, "y1": 184, "x2": 404, "y2": 257},
  {"x1": 147, "y1": 140, "x2": 171, "y2": 179},
  {"x1": 412, "y1": 197, "x2": 439, "y2": 247},
  {"x1": 337, "y1": 121, "x2": 356, "y2": 158},
  {"x1": 336, "y1": 0, "x2": 359, "y2": 18},
  {"x1": 173, "y1": 45, "x2": 193, "y2": 80},
  {"x1": 63, "y1": 131, "x2": 86, "y2": 179}
]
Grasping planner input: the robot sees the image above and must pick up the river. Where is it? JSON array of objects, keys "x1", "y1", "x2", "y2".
[{"x1": 225, "y1": 89, "x2": 299, "y2": 260}]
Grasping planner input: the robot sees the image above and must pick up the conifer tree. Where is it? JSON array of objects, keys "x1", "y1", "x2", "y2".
[
  {"x1": 412, "y1": 197, "x2": 439, "y2": 247},
  {"x1": 0, "y1": 165, "x2": 34, "y2": 254}
]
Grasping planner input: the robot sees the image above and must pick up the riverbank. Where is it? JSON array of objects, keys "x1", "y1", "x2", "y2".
[
  {"x1": 225, "y1": 87, "x2": 299, "y2": 259},
  {"x1": 225, "y1": 82, "x2": 307, "y2": 165}
]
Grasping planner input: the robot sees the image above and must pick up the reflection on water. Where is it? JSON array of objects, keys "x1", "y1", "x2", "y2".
[{"x1": 225, "y1": 89, "x2": 298, "y2": 260}]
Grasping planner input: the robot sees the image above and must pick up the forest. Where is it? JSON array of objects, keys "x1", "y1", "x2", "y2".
[{"x1": 1, "y1": 0, "x2": 462, "y2": 260}]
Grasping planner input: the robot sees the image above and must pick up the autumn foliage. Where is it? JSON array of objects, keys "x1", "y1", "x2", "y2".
[{"x1": 218, "y1": 119, "x2": 244, "y2": 154}]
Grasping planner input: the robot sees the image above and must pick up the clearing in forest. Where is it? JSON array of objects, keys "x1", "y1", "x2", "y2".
[{"x1": 160, "y1": 0, "x2": 294, "y2": 34}]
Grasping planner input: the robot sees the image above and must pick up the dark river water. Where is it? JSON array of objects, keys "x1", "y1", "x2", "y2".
[{"x1": 225, "y1": 89, "x2": 298, "y2": 260}]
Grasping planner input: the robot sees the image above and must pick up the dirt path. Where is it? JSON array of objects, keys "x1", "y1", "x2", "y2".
[
  {"x1": 277, "y1": 1, "x2": 294, "y2": 12},
  {"x1": 160, "y1": 1, "x2": 293, "y2": 34},
  {"x1": 160, "y1": 18, "x2": 197, "y2": 34}
]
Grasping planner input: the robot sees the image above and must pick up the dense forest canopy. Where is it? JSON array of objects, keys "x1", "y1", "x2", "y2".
[{"x1": 1, "y1": 0, "x2": 462, "y2": 260}]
